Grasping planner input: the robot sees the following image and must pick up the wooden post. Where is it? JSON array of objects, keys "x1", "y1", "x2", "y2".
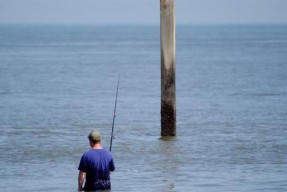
[{"x1": 160, "y1": 0, "x2": 176, "y2": 136}]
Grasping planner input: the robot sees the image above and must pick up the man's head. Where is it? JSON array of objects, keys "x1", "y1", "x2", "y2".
[{"x1": 88, "y1": 131, "x2": 101, "y2": 144}]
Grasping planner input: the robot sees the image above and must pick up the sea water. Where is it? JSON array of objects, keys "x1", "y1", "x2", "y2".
[{"x1": 0, "y1": 24, "x2": 286, "y2": 191}]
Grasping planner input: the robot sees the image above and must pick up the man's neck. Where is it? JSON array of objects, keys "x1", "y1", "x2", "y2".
[{"x1": 92, "y1": 143, "x2": 103, "y2": 149}]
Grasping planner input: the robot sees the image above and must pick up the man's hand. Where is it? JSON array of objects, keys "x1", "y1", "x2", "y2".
[{"x1": 78, "y1": 171, "x2": 86, "y2": 191}]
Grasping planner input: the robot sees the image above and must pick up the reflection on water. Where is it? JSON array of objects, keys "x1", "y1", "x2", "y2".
[{"x1": 159, "y1": 137, "x2": 178, "y2": 192}]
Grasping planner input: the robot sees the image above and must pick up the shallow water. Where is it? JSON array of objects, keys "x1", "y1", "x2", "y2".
[{"x1": 0, "y1": 24, "x2": 287, "y2": 191}]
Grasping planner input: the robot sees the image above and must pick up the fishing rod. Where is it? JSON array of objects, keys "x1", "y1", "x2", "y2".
[{"x1": 109, "y1": 74, "x2": 120, "y2": 151}]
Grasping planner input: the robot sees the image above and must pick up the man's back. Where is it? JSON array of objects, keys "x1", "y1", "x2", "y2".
[{"x1": 78, "y1": 149, "x2": 115, "y2": 191}]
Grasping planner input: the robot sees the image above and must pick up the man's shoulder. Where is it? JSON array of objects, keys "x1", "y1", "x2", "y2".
[
  {"x1": 83, "y1": 149, "x2": 112, "y2": 156},
  {"x1": 98, "y1": 149, "x2": 114, "y2": 159},
  {"x1": 99, "y1": 149, "x2": 112, "y2": 155},
  {"x1": 82, "y1": 149, "x2": 94, "y2": 157}
]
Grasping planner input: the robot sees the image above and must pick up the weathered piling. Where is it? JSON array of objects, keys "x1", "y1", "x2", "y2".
[{"x1": 160, "y1": 0, "x2": 176, "y2": 136}]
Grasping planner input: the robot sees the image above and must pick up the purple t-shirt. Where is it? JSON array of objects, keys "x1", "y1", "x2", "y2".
[{"x1": 78, "y1": 149, "x2": 115, "y2": 191}]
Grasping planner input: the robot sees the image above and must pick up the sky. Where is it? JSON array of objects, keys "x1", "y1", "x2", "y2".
[{"x1": 0, "y1": 0, "x2": 287, "y2": 25}]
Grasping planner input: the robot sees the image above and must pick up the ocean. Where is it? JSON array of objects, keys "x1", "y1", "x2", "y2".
[{"x1": 0, "y1": 24, "x2": 286, "y2": 191}]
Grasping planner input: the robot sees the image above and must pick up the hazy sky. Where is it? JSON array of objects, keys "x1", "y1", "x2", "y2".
[{"x1": 1, "y1": 0, "x2": 287, "y2": 25}]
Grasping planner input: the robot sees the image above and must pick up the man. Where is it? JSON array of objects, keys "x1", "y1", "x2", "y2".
[{"x1": 78, "y1": 131, "x2": 115, "y2": 191}]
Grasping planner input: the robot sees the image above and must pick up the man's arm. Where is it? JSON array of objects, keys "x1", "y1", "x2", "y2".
[
  {"x1": 78, "y1": 171, "x2": 86, "y2": 191},
  {"x1": 110, "y1": 158, "x2": 115, "y2": 172}
]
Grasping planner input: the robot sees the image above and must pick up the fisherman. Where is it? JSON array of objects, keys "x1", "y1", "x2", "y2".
[{"x1": 78, "y1": 131, "x2": 115, "y2": 191}]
